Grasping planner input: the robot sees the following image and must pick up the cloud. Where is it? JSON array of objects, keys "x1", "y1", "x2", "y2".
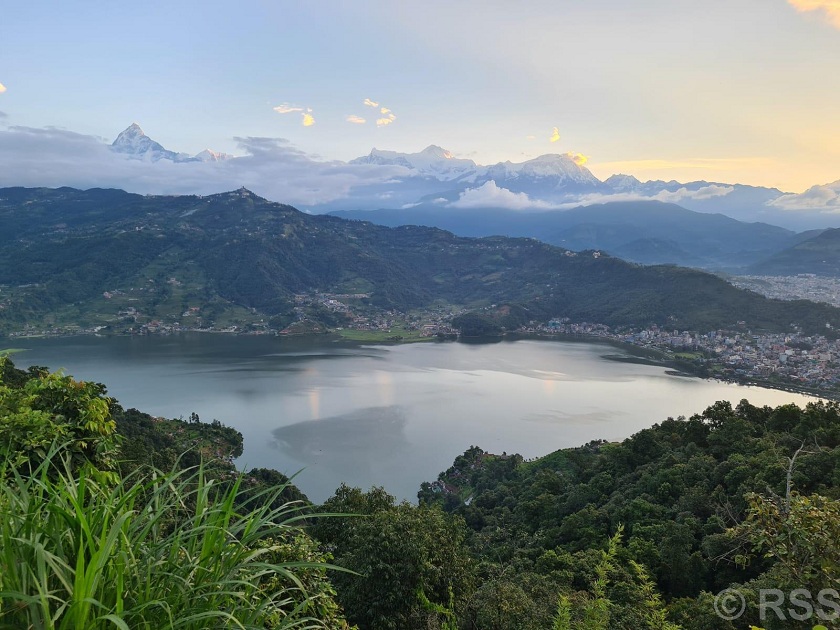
[
  {"x1": 361, "y1": 99, "x2": 396, "y2": 126},
  {"x1": 653, "y1": 184, "x2": 734, "y2": 202},
  {"x1": 525, "y1": 135, "x2": 536, "y2": 140},
  {"x1": 0, "y1": 124, "x2": 409, "y2": 207},
  {"x1": 0, "y1": 82, "x2": 6, "y2": 94},
  {"x1": 450, "y1": 181, "x2": 557, "y2": 210},
  {"x1": 569, "y1": 152, "x2": 588, "y2": 166},
  {"x1": 346, "y1": 115, "x2": 366, "y2": 124},
  {"x1": 768, "y1": 180, "x2": 840, "y2": 212},
  {"x1": 273, "y1": 103, "x2": 304, "y2": 114},
  {"x1": 788, "y1": 0, "x2": 840, "y2": 28},
  {"x1": 376, "y1": 109, "x2": 397, "y2": 127},
  {"x1": 554, "y1": 184, "x2": 735, "y2": 209},
  {"x1": 549, "y1": 127, "x2": 560, "y2": 143},
  {"x1": 302, "y1": 112, "x2": 315, "y2": 127}
]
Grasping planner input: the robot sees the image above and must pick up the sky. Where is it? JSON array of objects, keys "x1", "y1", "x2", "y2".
[{"x1": 1, "y1": 0, "x2": 840, "y2": 193}]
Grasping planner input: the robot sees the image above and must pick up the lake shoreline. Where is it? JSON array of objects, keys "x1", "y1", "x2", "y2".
[
  {"x1": 7, "y1": 332, "x2": 822, "y2": 502},
  {"x1": 6, "y1": 327, "x2": 836, "y2": 403}
]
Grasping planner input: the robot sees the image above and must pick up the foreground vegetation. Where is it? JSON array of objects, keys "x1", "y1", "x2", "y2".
[
  {"x1": 3, "y1": 354, "x2": 840, "y2": 628},
  {"x1": 0, "y1": 357, "x2": 350, "y2": 629}
]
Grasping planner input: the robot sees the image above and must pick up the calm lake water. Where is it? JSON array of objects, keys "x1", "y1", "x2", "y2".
[{"x1": 10, "y1": 334, "x2": 819, "y2": 502}]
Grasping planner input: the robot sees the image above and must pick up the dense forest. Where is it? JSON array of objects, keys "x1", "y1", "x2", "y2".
[{"x1": 2, "y1": 354, "x2": 840, "y2": 629}]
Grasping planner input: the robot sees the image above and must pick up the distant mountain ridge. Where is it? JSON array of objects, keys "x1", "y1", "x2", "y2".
[
  {"x1": 329, "y1": 200, "x2": 805, "y2": 271},
  {"x1": 1, "y1": 186, "x2": 838, "y2": 337}
]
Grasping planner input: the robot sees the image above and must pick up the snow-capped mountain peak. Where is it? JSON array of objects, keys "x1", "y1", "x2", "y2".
[
  {"x1": 111, "y1": 123, "x2": 194, "y2": 162},
  {"x1": 195, "y1": 149, "x2": 234, "y2": 162},
  {"x1": 111, "y1": 124, "x2": 232, "y2": 163},
  {"x1": 112, "y1": 123, "x2": 163, "y2": 154},
  {"x1": 419, "y1": 144, "x2": 454, "y2": 159},
  {"x1": 604, "y1": 173, "x2": 643, "y2": 192},
  {"x1": 478, "y1": 153, "x2": 601, "y2": 188},
  {"x1": 350, "y1": 145, "x2": 477, "y2": 180}
]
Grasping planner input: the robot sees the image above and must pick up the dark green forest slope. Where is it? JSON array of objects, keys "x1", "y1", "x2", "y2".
[
  {"x1": 1, "y1": 186, "x2": 839, "y2": 336},
  {"x1": 410, "y1": 399, "x2": 840, "y2": 629},
  {"x1": 750, "y1": 227, "x2": 840, "y2": 276}
]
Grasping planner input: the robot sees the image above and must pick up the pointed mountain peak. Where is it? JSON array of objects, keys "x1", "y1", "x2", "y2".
[
  {"x1": 420, "y1": 145, "x2": 453, "y2": 159},
  {"x1": 605, "y1": 173, "x2": 642, "y2": 184},
  {"x1": 113, "y1": 123, "x2": 148, "y2": 145},
  {"x1": 350, "y1": 145, "x2": 476, "y2": 179},
  {"x1": 111, "y1": 123, "x2": 195, "y2": 162},
  {"x1": 194, "y1": 148, "x2": 233, "y2": 162}
]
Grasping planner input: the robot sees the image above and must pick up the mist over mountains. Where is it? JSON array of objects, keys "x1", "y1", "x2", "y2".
[{"x1": 1, "y1": 123, "x2": 839, "y2": 232}]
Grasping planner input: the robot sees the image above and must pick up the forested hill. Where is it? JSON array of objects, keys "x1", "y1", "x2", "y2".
[
  {"x1": 749, "y1": 226, "x2": 840, "y2": 276},
  {"x1": 1, "y1": 186, "x2": 839, "y2": 336},
  {"x1": 404, "y1": 398, "x2": 840, "y2": 628}
]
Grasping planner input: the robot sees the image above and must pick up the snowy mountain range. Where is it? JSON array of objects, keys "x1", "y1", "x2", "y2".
[
  {"x1": 350, "y1": 145, "x2": 477, "y2": 179},
  {"x1": 103, "y1": 124, "x2": 839, "y2": 230},
  {"x1": 111, "y1": 123, "x2": 233, "y2": 163}
]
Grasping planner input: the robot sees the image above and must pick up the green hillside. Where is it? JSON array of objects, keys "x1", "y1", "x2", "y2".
[
  {"x1": 750, "y1": 227, "x2": 840, "y2": 276},
  {"x1": 1, "y1": 186, "x2": 838, "y2": 336}
]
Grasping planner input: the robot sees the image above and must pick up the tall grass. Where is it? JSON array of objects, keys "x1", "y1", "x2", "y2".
[{"x1": 0, "y1": 450, "x2": 339, "y2": 629}]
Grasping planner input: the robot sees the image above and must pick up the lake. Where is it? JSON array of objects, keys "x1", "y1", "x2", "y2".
[{"x1": 8, "y1": 333, "x2": 819, "y2": 502}]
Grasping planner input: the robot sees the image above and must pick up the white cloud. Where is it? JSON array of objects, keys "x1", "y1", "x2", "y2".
[
  {"x1": 360, "y1": 100, "x2": 397, "y2": 126},
  {"x1": 374, "y1": 103, "x2": 397, "y2": 127},
  {"x1": 0, "y1": 125, "x2": 408, "y2": 207},
  {"x1": 559, "y1": 184, "x2": 735, "y2": 209},
  {"x1": 788, "y1": 0, "x2": 840, "y2": 28},
  {"x1": 272, "y1": 103, "x2": 304, "y2": 114},
  {"x1": 554, "y1": 184, "x2": 736, "y2": 209},
  {"x1": 346, "y1": 114, "x2": 366, "y2": 124},
  {"x1": 549, "y1": 127, "x2": 560, "y2": 143},
  {"x1": 450, "y1": 181, "x2": 557, "y2": 210},
  {"x1": 768, "y1": 180, "x2": 840, "y2": 212},
  {"x1": 653, "y1": 184, "x2": 734, "y2": 202},
  {"x1": 569, "y1": 152, "x2": 588, "y2": 166}
]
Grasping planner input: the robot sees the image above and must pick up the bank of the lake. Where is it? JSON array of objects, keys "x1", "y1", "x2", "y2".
[{"x1": 8, "y1": 333, "x2": 820, "y2": 502}]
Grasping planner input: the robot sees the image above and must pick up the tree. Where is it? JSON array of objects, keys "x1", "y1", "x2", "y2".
[
  {"x1": 0, "y1": 358, "x2": 117, "y2": 476},
  {"x1": 552, "y1": 526, "x2": 681, "y2": 630},
  {"x1": 738, "y1": 491, "x2": 840, "y2": 592},
  {"x1": 313, "y1": 486, "x2": 474, "y2": 630}
]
